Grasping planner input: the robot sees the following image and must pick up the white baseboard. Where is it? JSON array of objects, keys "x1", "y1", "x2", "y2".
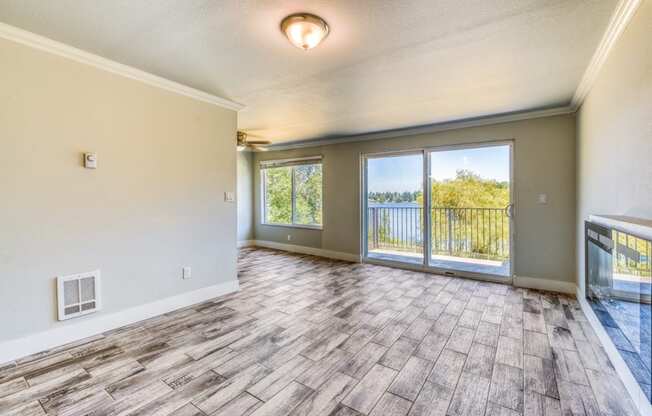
[
  {"x1": 252, "y1": 240, "x2": 360, "y2": 263},
  {"x1": 237, "y1": 240, "x2": 255, "y2": 248},
  {"x1": 576, "y1": 287, "x2": 652, "y2": 416},
  {"x1": 250, "y1": 242, "x2": 574, "y2": 295},
  {"x1": 513, "y1": 275, "x2": 577, "y2": 295},
  {"x1": 0, "y1": 279, "x2": 239, "y2": 365}
]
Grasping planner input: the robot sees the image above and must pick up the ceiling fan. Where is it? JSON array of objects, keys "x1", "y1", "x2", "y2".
[{"x1": 237, "y1": 131, "x2": 271, "y2": 151}]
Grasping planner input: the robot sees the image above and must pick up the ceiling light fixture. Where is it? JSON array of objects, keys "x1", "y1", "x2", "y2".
[{"x1": 281, "y1": 13, "x2": 329, "y2": 51}]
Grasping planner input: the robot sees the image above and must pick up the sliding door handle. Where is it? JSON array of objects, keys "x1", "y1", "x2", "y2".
[{"x1": 505, "y1": 204, "x2": 515, "y2": 219}]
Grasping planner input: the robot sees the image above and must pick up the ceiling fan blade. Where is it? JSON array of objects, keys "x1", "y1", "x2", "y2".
[
  {"x1": 246, "y1": 139, "x2": 272, "y2": 145},
  {"x1": 237, "y1": 131, "x2": 271, "y2": 151},
  {"x1": 241, "y1": 130, "x2": 266, "y2": 138}
]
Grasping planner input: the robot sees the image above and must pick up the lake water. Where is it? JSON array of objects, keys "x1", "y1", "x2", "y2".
[{"x1": 367, "y1": 202, "x2": 422, "y2": 244}]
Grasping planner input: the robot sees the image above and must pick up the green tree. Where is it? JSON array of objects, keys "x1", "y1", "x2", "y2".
[
  {"x1": 419, "y1": 170, "x2": 510, "y2": 260},
  {"x1": 264, "y1": 167, "x2": 292, "y2": 224},
  {"x1": 264, "y1": 164, "x2": 322, "y2": 226},
  {"x1": 294, "y1": 164, "x2": 322, "y2": 225},
  {"x1": 368, "y1": 190, "x2": 421, "y2": 204},
  {"x1": 428, "y1": 169, "x2": 509, "y2": 208}
]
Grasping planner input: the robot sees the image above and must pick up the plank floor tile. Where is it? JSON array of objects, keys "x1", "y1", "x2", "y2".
[
  {"x1": 249, "y1": 382, "x2": 312, "y2": 416},
  {"x1": 474, "y1": 321, "x2": 500, "y2": 347},
  {"x1": 387, "y1": 356, "x2": 432, "y2": 401},
  {"x1": 379, "y1": 337, "x2": 419, "y2": 370},
  {"x1": 427, "y1": 349, "x2": 466, "y2": 390},
  {"x1": 289, "y1": 372, "x2": 356, "y2": 416},
  {"x1": 523, "y1": 354, "x2": 558, "y2": 399},
  {"x1": 368, "y1": 392, "x2": 411, "y2": 416},
  {"x1": 403, "y1": 317, "x2": 434, "y2": 341},
  {"x1": 495, "y1": 336, "x2": 524, "y2": 369},
  {"x1": 210, "y1": 392, "x2": 262, "y2": 416},
  {"x1": 463, "y1": 342, "x2": 495, "y2": 379},
  {"x1": 340, "y1": 343, "x2": 387, "y2": 380},
  {"x1": 489, "y1": 363, "x2": 524, "y2": 412},
  {"x1": 524, "y1": 390, "x2": 561, "y2": 416},
  {"x1": 0, "y1": 248, "x2": 637, "y2": 416},
  {"x1": 341, "y1": 364, "x2": 397, "y2": 414},
  {"x1": 447, "y1": 372, "x2": 490, "y2": 416}
]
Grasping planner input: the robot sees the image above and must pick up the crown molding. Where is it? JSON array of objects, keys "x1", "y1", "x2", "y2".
[
  {"x1": 571, "y1": 0, "x2": 642, "y2": 110},
  {"x1": 0, "y1": 22, "x2": 244, "y2": 112},
  {"x1": 265, "y1": 105, "x2": 574, "y2": 151}
]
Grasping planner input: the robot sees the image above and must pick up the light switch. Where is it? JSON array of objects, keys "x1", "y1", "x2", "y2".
[
  {"x1": 224, "y1": 191, "x2": 235, "y2": 203},
  {"x1": 84, "y1": 152, "x2": 97, "y2": 169},
  {"x1": 537, "y1": 193, "x2": 548, "y2": 204},
  {"x1": 182, "y1": 267, "x2": 191, "y2": 279}
]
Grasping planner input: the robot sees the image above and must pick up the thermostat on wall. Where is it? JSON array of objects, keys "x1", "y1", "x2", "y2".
[{"x1": 84, "y1": 152, "x2": 97, "y2": 169}]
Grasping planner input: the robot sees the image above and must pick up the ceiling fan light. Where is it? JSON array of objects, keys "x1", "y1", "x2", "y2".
[{"x1": 281, "y1": 13, "x2": 329, "y2": 50}]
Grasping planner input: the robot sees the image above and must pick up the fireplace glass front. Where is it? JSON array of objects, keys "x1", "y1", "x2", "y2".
[{"x1": 586, "y1": 221, "x2": 652, "y2": 402}]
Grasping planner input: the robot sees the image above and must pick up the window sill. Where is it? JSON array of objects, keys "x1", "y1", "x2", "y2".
[{"x1": 261, "y1": 223, "x2": 323, "y2": 231}]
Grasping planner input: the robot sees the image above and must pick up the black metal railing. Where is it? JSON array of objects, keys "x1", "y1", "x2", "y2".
[{"x1": 367, "y1": 206, "x2": 510, "y2": 261}]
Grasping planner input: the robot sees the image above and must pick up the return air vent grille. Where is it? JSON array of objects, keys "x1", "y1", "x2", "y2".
[{"x1": 57, "y1": 270, "x2": 101, "y2": 321}]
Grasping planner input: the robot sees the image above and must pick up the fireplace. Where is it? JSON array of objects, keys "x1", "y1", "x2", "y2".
[{"x1": 585, "y1": 216, "x2": 652, "y2": 403}]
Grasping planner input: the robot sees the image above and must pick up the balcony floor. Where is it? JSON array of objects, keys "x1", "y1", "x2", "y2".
[{"x1": 368, "y1": 248, "x2": 510, "y2": 277}]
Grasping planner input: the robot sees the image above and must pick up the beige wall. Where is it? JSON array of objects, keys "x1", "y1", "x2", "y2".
[
  {"x1": 576, "y1": 2, "x2": 652, "y2": 293},
  {"x1": 237, "y1": 151, "x2": 254, "y2": 241},
  {"x1": 0, "y1": 38, "x2": 238, "y2": 342},
  {"x1": 254, "y1": 115, "x2": 577, "y2": 284}
]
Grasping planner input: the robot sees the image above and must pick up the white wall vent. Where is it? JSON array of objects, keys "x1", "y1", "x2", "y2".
[{"x1": 57, "y1": 270, "x2": 101, "y2": 321}]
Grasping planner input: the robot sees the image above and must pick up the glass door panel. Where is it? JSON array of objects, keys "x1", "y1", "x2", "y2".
[
  {"x1": 428, "y1": 144, "x2": 512, "y2": 277},
  {"x1": 365, "y1": 153, "x2": 424, "y2": 264}
]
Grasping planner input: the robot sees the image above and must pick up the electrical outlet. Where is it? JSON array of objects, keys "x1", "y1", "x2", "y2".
[
  {"x1": 182, "y1": 267, "x2": 191, "y2": 279},
  {"x1": 287, "y1": 235, "x2": 292, "y2": 241}
]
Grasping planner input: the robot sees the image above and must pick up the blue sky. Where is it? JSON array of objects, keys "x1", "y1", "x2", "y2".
[{"x1": 367, "y1": 145, "x2": 510, "y2": 192}]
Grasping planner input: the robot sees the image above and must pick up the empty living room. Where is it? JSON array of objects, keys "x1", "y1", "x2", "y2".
[{"x1": 1, "y1": 1, "x2": 651, "y2": 415}]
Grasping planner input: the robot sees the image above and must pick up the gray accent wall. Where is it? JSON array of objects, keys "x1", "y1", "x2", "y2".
[
  {"x1": 0, "y1": 37, "x2": 238, "y2": 342},
  {"x1": 576, "y1": 2, "x2": 652, "y2": 294},
  {"x1": 254, "y1": 114, "x2": 577, "y2": 284}
]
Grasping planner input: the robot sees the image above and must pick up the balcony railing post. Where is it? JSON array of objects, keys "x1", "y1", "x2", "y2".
[
  {"x1": 447, "y1": 208, "x2": 453, "y2": 255},
  {"x1": 373, "y1": 207, "x2": 379, "y2": 248},
  {"x1": 370, "y1": 207, "x2": 374, "y2": 249}
]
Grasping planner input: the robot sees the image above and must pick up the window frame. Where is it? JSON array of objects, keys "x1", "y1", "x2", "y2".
[{"x1": 261, "y1": 157, "x2": 323, "y2": 230}]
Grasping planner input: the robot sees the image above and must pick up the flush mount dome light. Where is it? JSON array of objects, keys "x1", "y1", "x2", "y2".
[{"x1": 281, "y1": 13, "x2": 329, "y2": 50}]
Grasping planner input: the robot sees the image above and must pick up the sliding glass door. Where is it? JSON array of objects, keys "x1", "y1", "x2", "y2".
[
  {"x1": 428, "y1": 144, "x2": 512, "y2": 277},
  {"x1": 363, "y1": 152, "x2": 424, "y2": 264},
  {"x1": 362, "y1": 143, "x2": 513, "y2": 279}
]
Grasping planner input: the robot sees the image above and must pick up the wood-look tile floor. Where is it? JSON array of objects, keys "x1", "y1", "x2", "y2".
[{"x1": 0, "y1": 248, "x2": 639, "y2": 416}]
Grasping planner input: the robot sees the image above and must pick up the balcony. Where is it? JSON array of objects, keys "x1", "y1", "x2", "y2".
[{"x1": 367, "y1": 206, "x2": 511, "y2": 276}]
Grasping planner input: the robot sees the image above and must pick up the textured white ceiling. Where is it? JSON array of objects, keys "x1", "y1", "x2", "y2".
[{"x1": 0, "y1": 0, "x2": 616, "y2": 143}]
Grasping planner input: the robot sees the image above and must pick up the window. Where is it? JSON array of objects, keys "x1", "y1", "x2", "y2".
[{"x1": 262, "y1": 157, "x2": 322, "y2": 228}]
